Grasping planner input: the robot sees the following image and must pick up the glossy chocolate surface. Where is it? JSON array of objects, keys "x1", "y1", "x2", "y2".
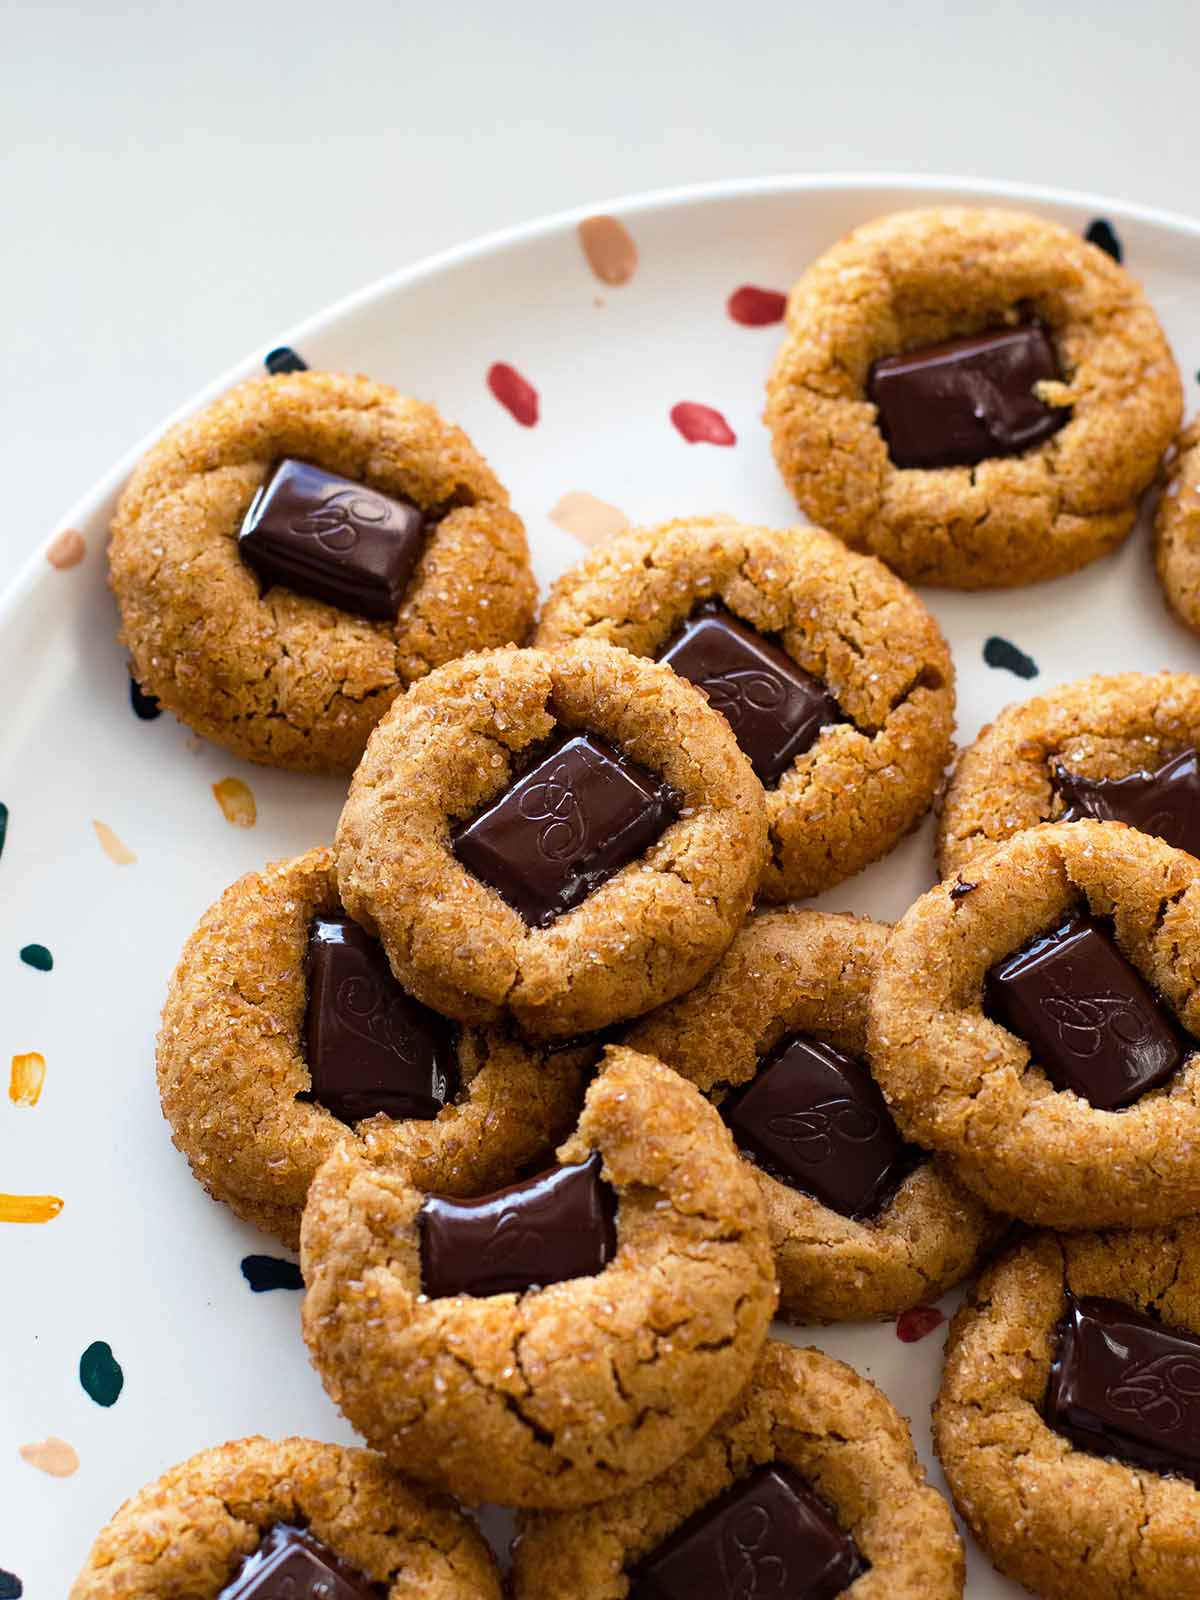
[
  {"x1": 867, "y1": 319, "x2": 1068, "y2": 470},
  {"x1": 218, "y1": 1523, "x2": 380, "y2": 1600},
  {"x1": 658, "y1": 603, "x2": 841, "y2": 784},
  {"x1": 239, "y1": 458, "x2": 425, "y2": 620},
  {"x1": 627, "y1": 1462, "x2": 868, "y2": 1600},
  {"x1": 984, "y1": 911, "x2": 1187, "y2": 1111},
  {"x1": 304, "y1": 914, "x2": 457, "y2": 1124},
  {"x1": 418, "y1": 1151, "x2": 617, "y2": 1298},
  {"x1": 721, "y1": 1034, "x2": 908, "y2": 1218},
  {"x1": 451, "y1": 730, "x2": 678, "y2": 927},
  {"x1": 1045, "y1": 1293, "x2": 1200, "y2": 1484},
  {"x1": 1055, "y1": 748, "x2": 1200, "y2": 860}
]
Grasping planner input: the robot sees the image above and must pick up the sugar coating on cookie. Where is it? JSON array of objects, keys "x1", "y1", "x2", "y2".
[
  {"x1": 300, "y1": 1049, "x2": 778, "y2": 1509},
  {"x1": 108, "y1": 370, "x2": 536, "y2": 773},
  {"x1": 935, "y1": 1225, "x2": 1200, "y2": 1600},
  {"x1": 766, "y1": 207, "x2": 1182, "y2": 589},
  {"x1": 625, "y1": 908, "x2": 997, "y2": 1321},
  {"x1": 869, "y1": 820, "x2": 1200, "y2": 1229},
  {"x1": 535, "y1": 518, "x2": 953, "y2": 902},
  {"x1": 334, "y1": 639, "x2": 769, "y2": 1037},
  {"x1": 514, "y1": 1338, "x2": 963, "y2": 1599},
  {"x1": 1155, "y1": 418, "x2": 1200, "y2": 633},
  {"x1": 938, "y1": 671, "x2": 1200, "y2": 877},
  {"x1": 69, "y1": 1435, "x2": 501, "y2": 1599},
  {"x1": 157, "y1": 847, "x2": 583, "y2": 1248}
]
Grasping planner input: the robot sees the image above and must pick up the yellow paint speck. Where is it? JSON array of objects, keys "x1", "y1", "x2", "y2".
[
  {"x1": 10, "y1": 1051, "x2": 46, "y2": 1106},
  {"x1": 212, "y1": 777, "x2": 257, "y2": 828},
  {"x1": 46, "y1": 529, "x2": 86, "y2": 570},
  {"x1": 549, "y1": 491, "x2": 630, "y2": 548},
  {"x1": 93, "y1": 820, "x2": 137, "y2": 864},
  {"x1": 0, "y1": 1193, "x2": 63, "y2": 1223},
  {"x1": 19, "y1": 1437, "x2": 79, "y2": 1476}
]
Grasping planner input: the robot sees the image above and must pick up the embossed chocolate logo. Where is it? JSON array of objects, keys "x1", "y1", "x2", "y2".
[
  {"x1": 701, "y1": 669, "x2": 788, "y2": 728},
  {"x1": 334, "y1": 975, "x2": 449, "y2": 1095},
  {"x1": 290, "y1": 487, "x2": 390, "y2": 551},
  {"x1": 763, "y1": 1096, "x2": 883, "y2": 1165},
  {"x1": 517, "y1": 757, "x2": 590, "y2": 861},
  {"x1": 1107, "y1": 1352, "x2": 1200, "y2": 1435},
  {"x1": 720, "y1": 1502, "x2": 788, "y2": 1597},
  {"x1": 1038, "y1": 976, "x2": 1155, "y2": 1058}
]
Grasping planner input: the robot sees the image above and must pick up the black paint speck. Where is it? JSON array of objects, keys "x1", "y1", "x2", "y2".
[
  {"x1": 1085, "y1": 219, "x2": 1123, "y2": 263},
  {"x1": 0, "y1": 802, "x2": 7, "y2": 862},
  {"x1": 0, "y1": 1569, "x2": 23, "y2": 1598},
  {"x1": 264, "y1": 346, "x2": 309, "y2": 375},
  {"x1": 241, "y1": 1254, "x2": 303, "y2": 1292},
  {"x1": 129, "y1": 677, "x2": 161, "y2": 721},
  {"x1": 983, "y1": 636, "x2": 1039, "y2": 679}
]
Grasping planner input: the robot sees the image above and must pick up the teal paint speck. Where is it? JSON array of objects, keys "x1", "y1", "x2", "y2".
[
  {"x1": 79, "y1": 1340, "x2": 124, "y2": 1407},
  {"x1": 19, "y1": 944, "x2": 52, "y2": 972}
]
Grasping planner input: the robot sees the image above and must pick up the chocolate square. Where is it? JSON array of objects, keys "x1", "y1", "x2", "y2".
[
  {"x1": 721, "y1": 1034, "x2": 908, "y2": 1219},
  {"x1": 304, "y1": 914, "x2": 458, "y2": 1124},
  {"x1": 627, "y1": 1462, "x2": 868, "y2": 1600},
  {"x1": 867, "y1": 319, "x2": 1068, "y2": 470},
  {"x1": 984, "y1": 911, "x2": 1187, "y2": 1111},
  {"x1": 451, "y1": 731, "x2": 678, "y2": 927},
  {"x1": 658, "y1": 603, "x2": 840, "y2": 784},
  {"x1": 1045, "y1": 1293, "x2": 1200, "y2": 1484},
  {"x1": 1055, "y1": 748, "x2": 1200, "y2": 860},
  {"x1": 418, "y1": 1152, "x2": 617, "y2": 1299},
  {"x1": 239, "y1": 458, "x2": 425, "y2": 621},
  {"x1": 218, "y1": 1523, "x2": 380, "y2": 1600}
]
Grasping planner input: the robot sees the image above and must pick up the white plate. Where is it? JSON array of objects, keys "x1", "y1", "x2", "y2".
[{"x1": 3, "y1": 175, "x2": 1199, "y2": 1598}]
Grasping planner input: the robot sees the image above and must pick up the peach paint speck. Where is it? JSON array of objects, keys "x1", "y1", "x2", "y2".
[
  {"x1": 46, "y1": 529, "x2": 86, "y2": 570},
  {"x1": 213, "y1": 777, "x2": 257, "y2": 827},
  {"x1": 9, "y1": 1051, "x2": 46, "y2": 1107},
  {"x1": 0, "y1": 1193, "x2": 64, "y2": 1223},
  {"x1": 549, "y1": 492, "x2": 630, "y2": 548},
  {"x1": 577, "y1": 216, "x2": 638, "y2": 286},
  {"x1": 93, "y1": 820, "x2": 137, "y2": 864},
  {"x1": 19, "y1": 1437, "x2": 79, "y2": 1477}
]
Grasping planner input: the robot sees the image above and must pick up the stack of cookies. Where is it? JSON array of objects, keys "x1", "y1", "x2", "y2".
[{"x1": 72, "y1": 207, "x2": 1200, "y2": 1600}]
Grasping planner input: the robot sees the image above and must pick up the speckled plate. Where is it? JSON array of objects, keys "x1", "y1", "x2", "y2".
[{"x1": 3, "y1": 175, "x2": 1200, "y2": 1598}]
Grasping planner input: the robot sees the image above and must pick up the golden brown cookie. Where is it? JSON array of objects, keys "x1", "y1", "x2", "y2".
[
  {"x1": 935, "y1": 1224, "x2": 1200, "y2": 1600},
  {"x1": 513, "y1": 1338, "x2": 963, "y2": 1599},
  {"x1": 535, "y1": 518, "x2": 953, "y2": 901},
  {"x1": 625, "y1": 908, "x2": 997, "y2": 1321},
  {"x1": 69, "y1": 1435, "x2": 500, "y2": 1599},
  {"x1": 300, "y1": 1047, "x2": 778, "y2": 1509},
  {"x1": 937, "y1": 672, "x2": 1200, "y2": 877},
  {"x1": 158, "y1": 847, "x2": 584, "y2": 1249},
  {"x1": 108, "y1": 370, "x2": 535, "y2": 773},
  {"x1": 766, "y1": 208, "x2": 1182, "y2": 588},
  {"x1": 1155, "y1": 417, "x2": 1200, "y2": 632},
  {"x1": 869, "y1": 820, "x2": 1200, "y2": 1229},
  {"x1": 334, "y1": 639, "x2": 769, "y2": 1038}
]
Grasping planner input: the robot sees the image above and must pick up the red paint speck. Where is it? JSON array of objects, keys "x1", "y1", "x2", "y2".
[
  {"x1": 487, "y1": 362, "x2": 539, "y2": 427},
  {"x1": 670, "y1": 402, "x2": 737, "y2": 447},
  {"x1": 896, "y1": 1305, "x2": 946, "y2": 1343},
  {"x1": 727, "y1": 285, "x2": 787, "y2": 326}
]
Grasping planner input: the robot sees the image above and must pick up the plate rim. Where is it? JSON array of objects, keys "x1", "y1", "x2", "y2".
[{"x1": 6, "y1": 168, "x2": 1199, "y2": 625}]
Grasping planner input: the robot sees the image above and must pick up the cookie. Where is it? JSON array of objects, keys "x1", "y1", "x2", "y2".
[
  {"x1": 938, "y1": 672, "x2": 1200, "y2": 877},
  {"x1": 300, "y1": 1047, "x2": 778, "y2": 1508},
  {"x1": 766, "y1": 208, "x2": 1182, "y2": 588},
  {"x1": 513, "y1": 1337, "x2": 963, "y2": 1599},
  {"x1": 935, "y1": 1223, "x2": 1200, "y2": 1600},
  {"x1": 334, "y1": 639, "x2": 769, "y2": 1037},
  {"x1": 535, "y1": 518, "x2": 953, "y2": 901},
  {"x1": 625, "y1": 907, "x2": 997, "y2": 1321},
  {"x1": 108, "y1": 370, "x2": 536, "y2": 773},
  {"x1": 1155, "y1": 417, "x2": 1200, "y2": 632},
  {"x1": 69, "y1": 1435, "x2": 500, "y2": 1598},
  {"x1": 869, "y1": 819, "x2": 1200, "y2": 1228},
  {"x1": 158, "y1": 847, "x2": 584, "y2": 1249}
]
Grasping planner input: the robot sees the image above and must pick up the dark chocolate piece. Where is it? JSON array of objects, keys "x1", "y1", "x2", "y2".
[
  {"x1": 627, "y1": 1462, "x2": 868, "y2": 1600},
  {"x1": 304, "y1": 914, "x2": 457, "y2": 1124},
  {"x1": 658, "y1": 603, "x2": 840, "y2": 784},
  {"x1": 218, "y1": 1523, "x2": 380, "y2": 1600},
  {"x1": 867, "y1": 319, "x2": 1068, "y2": 470},
  {"x1": 1054, "y1": 748, "x2": 1200, "y2": 860},
  {"x1": 721, "y1": 1034, "x2": 908, "y2": 1219},
  {"x1": 452, "y1": 731, "x2": 678, "y2": 928},
  {"x1": 949, "y1": 878, "x2": 978, "y2": 900},
  {"x1": 239, "y1": 458, "x2": 425, "y2": 621},
  {"x1": 418, "y1": 1152, "x2": 616, "y2": 1298},
  {"x1": 984, "y1": 911, "x2": 1187, "y2": 1110},
  {"x1": 1046, "y1": 1293, "x2": 1200, "y2": 1484}
]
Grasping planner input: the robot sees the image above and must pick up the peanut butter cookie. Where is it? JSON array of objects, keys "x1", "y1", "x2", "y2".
[
  {"x1": 766, "y1": 208, "x2": 1182, "y2": 588},
  {"x1": 1155, "y1": 417, "x2": 1200, "y2": 633}
]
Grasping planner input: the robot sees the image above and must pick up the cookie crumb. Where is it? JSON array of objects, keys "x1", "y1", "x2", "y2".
[
  {"x1": 46, "y1": 529, "x2": 86, "y2": 570},
  {"x1": 212, "y1": 777, "x2": 256, "y2": 828}
]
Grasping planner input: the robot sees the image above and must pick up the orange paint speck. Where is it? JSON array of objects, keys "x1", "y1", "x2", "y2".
[
  {"x1": 46, "y1": 529, "x2": 86, "y2": 570},
  {"x1": 10, "y1": 1051, "x2": 46, "y2": 1107},
  {"x1": 19, "y1": 1437, "x2": 79, "y2": 1476},
  {"x1": 578, "y1": 215, "x2": 638, "y2": 286},
  {"x1": 549, "y1": 492, "x2": 630, "y2": 548},
  {"x1": 93, "y1": 820, "x2": 137, "y2": 864},
  {"x1": 0, "y1": 1193, "x2": 63, "y2": 1223},
  {"x1": 212, "y1": 777, "x2": 257, "y2": 828}
]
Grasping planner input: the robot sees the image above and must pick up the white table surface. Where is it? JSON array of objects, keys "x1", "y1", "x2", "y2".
[{"x1": 3, "y1": 0, "x2": 1198, "y2": 585}]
